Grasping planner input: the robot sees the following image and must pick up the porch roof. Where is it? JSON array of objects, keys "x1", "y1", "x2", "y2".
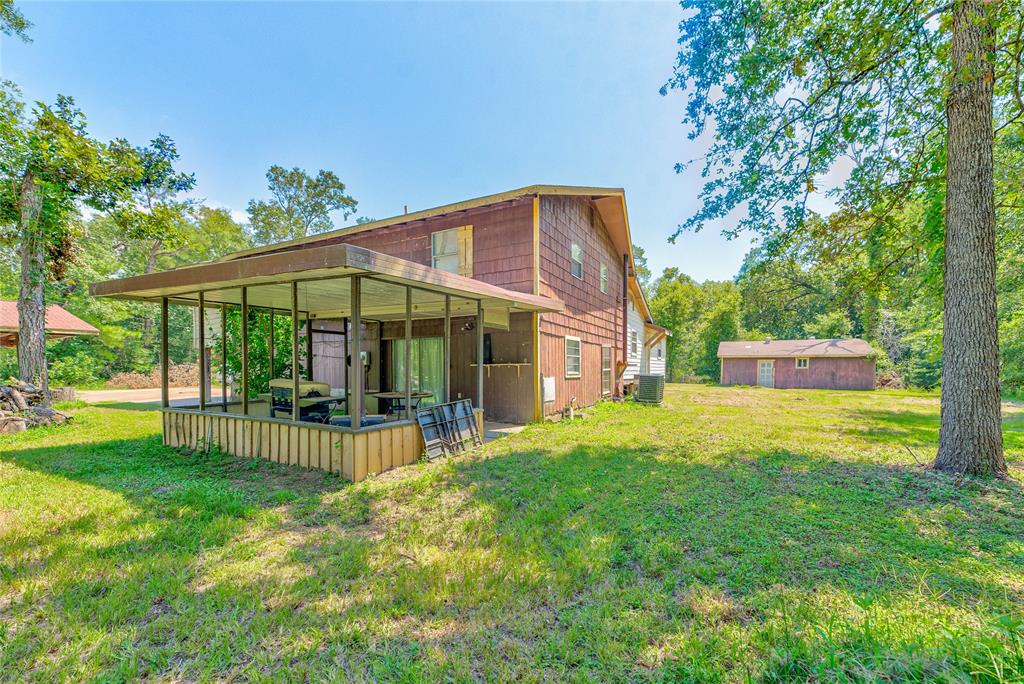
[{"x1": 90, "y1": 243, "x2": 564, "y2": 320}]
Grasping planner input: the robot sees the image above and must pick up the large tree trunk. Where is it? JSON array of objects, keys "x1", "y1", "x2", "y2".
[
  {"x1": 17, "y1": 171, "x2": 50, "y2": 404},
  {"x1": 935, "y1": 1, "x2": 1006, "y2": 476}
]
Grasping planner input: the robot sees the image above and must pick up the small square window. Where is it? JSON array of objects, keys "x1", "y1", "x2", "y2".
[
  {"x1": 796, "y1": 357, "x2": 809, "y2": 369},
  {"x1": 565, "y1": 337, "x2": 581, "y2": 378},
  {"x1": 570, "y1": 243, "x2": 583, "y2": 280},
  {"x1": 432, "y1": 226, "x2": 472, "y2": 276},
  {"x1": 600, "y1": 263, "x2": 608, "y2": 293}
]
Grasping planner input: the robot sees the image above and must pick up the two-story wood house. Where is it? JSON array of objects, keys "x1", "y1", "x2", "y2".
[
  {"x1": 221, "y1": 184, "x2": 664, "y2": 423},
  {"x1": 92, "y1": 184, "x2": 665, "y2": 481}
]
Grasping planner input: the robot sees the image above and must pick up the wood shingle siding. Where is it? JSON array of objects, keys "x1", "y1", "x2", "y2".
[
  {"x1": 305, "y1": 200, "x2": 536, "y2": 294},
  {"x1": 537, "y1": 196, "x2": 625, "y2": 415}
]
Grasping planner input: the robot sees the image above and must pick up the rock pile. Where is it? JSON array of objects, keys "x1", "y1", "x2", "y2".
[{"x1": 0, "y1": 379, "x2": 71, "y2": 434}]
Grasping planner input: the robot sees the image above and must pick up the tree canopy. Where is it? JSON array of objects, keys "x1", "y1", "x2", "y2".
[
  {"x1": 247, "y1": 165, "x2": 358, "y2": 245},
  {"x1": 664, "y1": 0, "x2": 1023, "y2": 475}
]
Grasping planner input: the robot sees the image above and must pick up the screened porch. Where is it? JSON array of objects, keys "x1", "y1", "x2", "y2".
[{"x1": 91, "y1": 243, "x2": 561, "y2": 480}]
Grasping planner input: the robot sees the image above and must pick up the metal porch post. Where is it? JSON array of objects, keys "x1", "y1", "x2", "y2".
[
  {"x1": 220, "y1": 303, "x2": 227, "y2": 410},
  {"x1": 443, "y1": 295, "x2": 451, "y2": 403},
  {"x1": 476, "y1": 300, "x2": 484, "y2": 413},
  {"x1": 350, "y1": 277, "x2": 362, "y2": 429},
  {"x1": 405, "y1": 286, "x2": 412, "y2": 420},
  {"x1": 241, "y1": 287, "x2": 249, "y2": 415},
  {"x1": 291, "y1": 281, "x2": 300, "y2": 422},
  {"x1": 197, "y1": 291, "x2": 206, "y2": 411},
  {"x1": 160, "y1": 297, "x2": 169, "y2": 408}
]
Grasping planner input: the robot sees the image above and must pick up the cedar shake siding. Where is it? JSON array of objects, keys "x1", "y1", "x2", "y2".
[
  {"x1": 720, "y1": 357, "x2": 875, "y2": 390},
  {"x1": 329, "y1": 199, "x2": 536, "y2": 293},
  {"x1": 310, "y1": 199, "x2": 537, "y2": 423},
  {"x1": 538, "y1": 196, "x2": 625, "y2": 416},
  {"x1": 228, "y1": 187, "x2": 645, "y2": 422}
]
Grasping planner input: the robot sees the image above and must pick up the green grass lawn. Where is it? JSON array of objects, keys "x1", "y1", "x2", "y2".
[{"x1": 2, "y1": 385, "x2": 1023, "y2": 682}]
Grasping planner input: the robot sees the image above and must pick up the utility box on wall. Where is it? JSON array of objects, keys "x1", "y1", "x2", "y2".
[{"x1": 543, "y1": 376, "x2": 556, "y2": 404}]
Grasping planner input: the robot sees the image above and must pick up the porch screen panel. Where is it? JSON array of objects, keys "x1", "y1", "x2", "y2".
[{"x1": 393, "y1": 337, "x2": 444, "y2": 407}]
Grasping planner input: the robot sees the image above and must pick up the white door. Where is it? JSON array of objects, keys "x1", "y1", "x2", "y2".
[{"x1": 757, "y1": 360, "x2": 774, "y2": 388}]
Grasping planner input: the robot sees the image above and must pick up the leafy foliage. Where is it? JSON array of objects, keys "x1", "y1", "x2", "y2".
[
  {"x1": 218, "y1": 308, "x2": 303, "y2": 398},
  {"x1": 0, "y1": 83, "x2": 141, "y2": 280},
  {"x1": 649, "y1": 269, "x2": 746, "y2": 381},
  {"x1": 0, "y1": 0, "x2": 30, "y2": 41},
  {"x1": 631, "y1": 242, "x2": 651, "y2": 292},
  {"x1": 247, "y1": 165, "x2": 357, "y2": 245},
  {"x1": 663, "y1": 0, "x2": 1022, "y2": 245}
]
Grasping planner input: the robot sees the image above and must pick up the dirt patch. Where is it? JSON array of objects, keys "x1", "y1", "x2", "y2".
[
  {"x1": 675, "y1": 584, "x2": 752, "y2": 626},
  {"x1": 688, "y1": 391, "x2": 764, "y2": 408}
]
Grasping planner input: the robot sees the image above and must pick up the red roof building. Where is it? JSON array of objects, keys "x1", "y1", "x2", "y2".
[
  {"x1": 717, "y1": 338, "x2": 876, "y2": 390},
  {"x1": 0, "y1": 300, "x2": 99, "y2": 348}
]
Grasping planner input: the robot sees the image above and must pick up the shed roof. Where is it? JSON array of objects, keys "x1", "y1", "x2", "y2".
[
  {"x1": 0, "y1": 300, "x2": 99, "y2": 347},
  {"x1": 90, "y1": 242, "x2": 564, "y2": 321},
  {"x1": 717, "y1": 338, "x2": 874, "y2": 358}
]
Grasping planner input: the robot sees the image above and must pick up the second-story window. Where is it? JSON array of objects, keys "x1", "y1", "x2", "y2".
[
  {"x1": 432, "y1": 226, "x2": 473, "y2": 276},
  {"x1": 600, "y1": 263, "x2": 608, "y2": 293},
  {"x1": 570, "y1": 243, "x2": 583, "y2": 280}
]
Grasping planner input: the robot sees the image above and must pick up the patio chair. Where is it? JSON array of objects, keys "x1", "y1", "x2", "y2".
[{"x1": 268, "y1": 379, "x2": 334, "y2": 422}]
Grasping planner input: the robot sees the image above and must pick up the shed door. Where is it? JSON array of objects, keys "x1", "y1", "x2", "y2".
[{"x1": 757, "y1": 360, "x2": 775, "y2": 388}]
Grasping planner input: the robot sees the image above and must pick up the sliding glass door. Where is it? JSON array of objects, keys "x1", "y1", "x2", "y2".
[{"x1": 392, "y1": 337, "x2": 444, "y2": 407}]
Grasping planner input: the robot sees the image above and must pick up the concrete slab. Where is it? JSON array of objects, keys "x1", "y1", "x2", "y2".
[{"x1": 483, "y1": 421, "x2": 526, "y2": 442}]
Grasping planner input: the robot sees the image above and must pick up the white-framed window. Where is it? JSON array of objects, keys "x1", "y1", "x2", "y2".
[
  {"x1": 565, "y1": 336, "x2": 581, "y2": 378},
  {"x1": 570, "y1": 243, "x2": 583, "y2": 280},
  {"x1": 796, "y1": 357, "x2": 809, "y2": 369},
  {"x1": 601, "y1": 346, "x2": 612, "y2": 395},
  {"x1": 432, "y1": 226, "x2": 473, "y2": 276},
  {"x1": 600, "y1": 263, "x2": 608, "y2": 293},
  {"x1": 630, "y1": 330, "x2": 638, "y2": 356},
  {"x1": 656, "y1": 345, "x2": 662, "y2": 359}
]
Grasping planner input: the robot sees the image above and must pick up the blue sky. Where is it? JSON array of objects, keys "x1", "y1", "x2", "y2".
[{"x1": 2, "y1": 1, "x2": 755, "y2": 281}]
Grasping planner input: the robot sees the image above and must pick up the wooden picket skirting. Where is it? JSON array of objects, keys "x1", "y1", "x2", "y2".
[{"x1": 161, "y1": 408, "x2": 481, "y2": 482}]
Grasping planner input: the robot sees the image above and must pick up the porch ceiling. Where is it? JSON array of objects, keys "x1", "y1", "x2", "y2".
[{"x1": 90, "y1": 243, "x2": 564, "y2": 320}]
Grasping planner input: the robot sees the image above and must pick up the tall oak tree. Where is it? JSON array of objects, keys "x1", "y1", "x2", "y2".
[{"x1": 665, "y1": 0, "x2": 1023, "y2": 475}]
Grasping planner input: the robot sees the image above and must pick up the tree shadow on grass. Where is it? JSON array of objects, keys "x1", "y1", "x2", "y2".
[
  {"x1": 88, "y1": 400, "x2": 163, "y2": 412},
  {"x1": 196, "y1": 441, "x2": 1024, "y2": 680},
  {"x1": 0, "y1": 431, "x2": 357, "y2": 679},
  {"x1": 3, "y1": 429, "x2": 1024, "y2": 681},
  {"x1": 847, "y1": 406, "x2": 1024, "y2": 456}
]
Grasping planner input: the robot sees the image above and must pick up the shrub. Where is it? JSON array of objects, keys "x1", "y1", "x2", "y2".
[
  {"x1": 49, "y1": 352, "x2": 104, "y2": 386},
  {"x1": 0, "y1": 348, "x2": 17, "y2": 380}
]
